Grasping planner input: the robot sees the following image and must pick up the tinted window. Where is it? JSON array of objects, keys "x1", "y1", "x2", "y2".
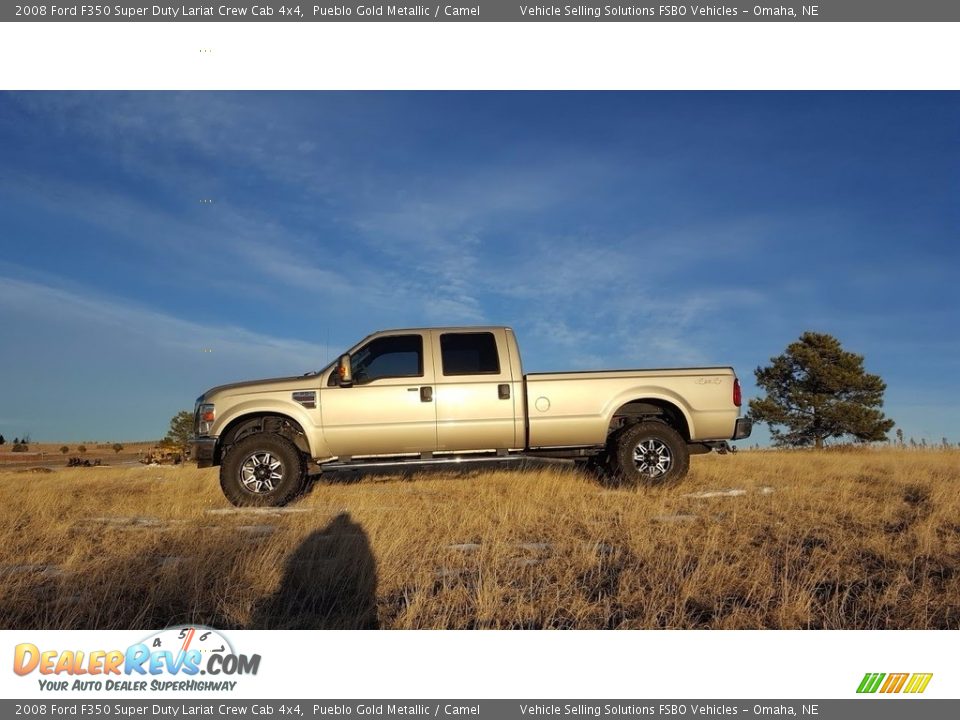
[
  {"x1": 440, "y1": 332, "x2": 500, "y2": 376},
  {"x1": 352, "y1": 335, "x2": 423, "y2": 384}
]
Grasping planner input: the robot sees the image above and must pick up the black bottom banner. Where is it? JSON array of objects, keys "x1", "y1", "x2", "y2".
[{"x1": 4, "y1": 700, "x2": 956, "y2": 720}]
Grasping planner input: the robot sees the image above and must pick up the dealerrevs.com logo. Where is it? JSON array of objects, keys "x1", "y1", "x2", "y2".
[
  {"x1": 857, "y1": 673, "x2": 933, "y2": 694},
  {"x1": 13, "y1": 626, "x2": 261, "y2": 692}
]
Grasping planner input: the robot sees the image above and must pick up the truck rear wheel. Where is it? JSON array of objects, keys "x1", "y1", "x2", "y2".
[
  {"x1": 220, "y1": 433, "x2": 306, "y2": 507},
  {"x1": 612, "y1": 421, "x2": 689, "y2": 486}
]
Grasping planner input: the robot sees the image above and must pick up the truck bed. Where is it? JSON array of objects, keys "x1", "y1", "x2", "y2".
[{"x1": 524, "y1": 366, "x2": 739, "y2": 448}]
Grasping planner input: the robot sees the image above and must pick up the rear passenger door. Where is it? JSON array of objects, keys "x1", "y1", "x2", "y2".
[{"x1": 430, "y1": 329, "x2": 519, "y2": 452}]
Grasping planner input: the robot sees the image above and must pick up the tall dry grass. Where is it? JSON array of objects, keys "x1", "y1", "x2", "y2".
[{"x1": 1, "y1": 449, "x2": 957, "y2": 629}]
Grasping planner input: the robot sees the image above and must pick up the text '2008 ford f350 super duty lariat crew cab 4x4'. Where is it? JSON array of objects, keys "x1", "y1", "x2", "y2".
[{"x1": 193, "y1": 326, "x2": 752, "y2": 506}]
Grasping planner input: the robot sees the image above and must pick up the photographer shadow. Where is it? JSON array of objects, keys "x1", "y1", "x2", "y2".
[{"x1": 250, "y1": 512, "x2": 379, "y2": 629}]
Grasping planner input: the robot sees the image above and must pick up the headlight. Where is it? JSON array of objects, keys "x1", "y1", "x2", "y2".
[{"x1": 197, "y1": 403, "x2": 216, "y2": 436}]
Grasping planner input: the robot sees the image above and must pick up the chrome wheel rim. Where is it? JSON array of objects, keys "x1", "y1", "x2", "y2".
[
  {"x1": 633, "y1": 438, "x2": 672, "y2": 478},
  {"x1": 240, "y1": 452, "x2": 284, "y2": 493}
]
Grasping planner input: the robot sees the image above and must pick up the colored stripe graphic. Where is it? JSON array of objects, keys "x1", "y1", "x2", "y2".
[
  {"x1": 880, "y1": 673, "x2": 909, "y2": 693},
  {"x1": 904, "y1": 673, "x2": 933, "y2": 694},
  {"x1": 857, "y1": 672, "x2": 932, "y2": 694},
  {"x1": 857, "y1": 673, "x2": 885, "y2": 693}
]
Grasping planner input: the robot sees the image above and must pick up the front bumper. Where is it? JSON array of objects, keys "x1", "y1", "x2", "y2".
[
  {"x1": 732, "y1": 417, "x2": 753, "y2": 441},
  {"x1": 193, "y1": 436, "x2": 218, "y2": 468}
]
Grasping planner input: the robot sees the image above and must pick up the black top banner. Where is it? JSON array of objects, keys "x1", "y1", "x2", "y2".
[{"x1": 5, "y1": 0, "x2": 960, "y2": 22}]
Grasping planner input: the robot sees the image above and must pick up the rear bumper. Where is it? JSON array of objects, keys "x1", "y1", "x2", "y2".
[
  {"x1": 193, "y1": 436, "x2": 218, "y2": 468},
  {"x1": 732, "y1": 417, "x2": 753, "y2": 441}
]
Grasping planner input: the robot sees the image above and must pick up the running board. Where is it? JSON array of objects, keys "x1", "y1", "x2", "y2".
[{"x1": 320, "y1": 454, "x2": 526, "y2": 472}]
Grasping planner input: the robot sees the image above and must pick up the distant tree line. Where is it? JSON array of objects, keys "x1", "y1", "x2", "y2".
[{"x1": 3, "y1": 434, "x2": 32, "y2": 452}]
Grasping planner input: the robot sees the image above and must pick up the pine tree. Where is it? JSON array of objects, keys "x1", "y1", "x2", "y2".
[
  {"x1": 164, "y1": 411, "x2": 195, "y2": 459},
  {"x1": 749, "y1": 331, "x2": 894, "y2": 449}
]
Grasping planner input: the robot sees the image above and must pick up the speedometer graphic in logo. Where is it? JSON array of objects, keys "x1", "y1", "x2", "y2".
[{"x1": 141, "y1": 625, "x2": 234, "y2": 657}]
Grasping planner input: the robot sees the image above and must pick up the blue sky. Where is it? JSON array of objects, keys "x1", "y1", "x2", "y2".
[{"x1": 0, "y1": 91, "x2": 957, "y2": 443}]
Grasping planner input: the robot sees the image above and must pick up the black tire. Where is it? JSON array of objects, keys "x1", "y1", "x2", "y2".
[
  {"x1": 611, "y1": 421, "x2": 689, "y2": 487},
  {"x1": 220, "y1": 433, "x2": 306, "y2": 507}
]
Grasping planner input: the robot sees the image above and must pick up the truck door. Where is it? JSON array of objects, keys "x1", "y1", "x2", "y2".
[
  {"x1": 320, "y1": 331, "x2": 438, "y2": 456},
  {"x1": 431, "y1": 329, "x2": 519, "y2": 451}
]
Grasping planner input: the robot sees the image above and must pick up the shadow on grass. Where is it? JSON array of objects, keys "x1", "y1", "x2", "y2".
[
  {"x1": 250, "y1": 512, "x2": 378, "y2": 629},
  {"x1": 0, "y1": 512, "x2": 378, "y2": 631}
]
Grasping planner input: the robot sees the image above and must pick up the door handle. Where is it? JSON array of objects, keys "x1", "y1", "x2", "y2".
[
  {"x1": 498, "y1": 384, "x2": 510, "y2": 400},
  {"x1": 420, "y1": 386, "x2": 433, "y2": 402}
]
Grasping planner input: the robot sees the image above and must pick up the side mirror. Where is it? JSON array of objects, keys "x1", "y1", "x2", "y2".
[{"x1": 337, "y1": 353, "x2": 353, "y2": 387}]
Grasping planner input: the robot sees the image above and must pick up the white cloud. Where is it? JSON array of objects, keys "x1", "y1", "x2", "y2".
[
  {"x1": 0, "y1": 275, "x2": 324, "y2": 365},
  {"x1": 0, "y1": 275, "x2": 329, "y2": 439}
]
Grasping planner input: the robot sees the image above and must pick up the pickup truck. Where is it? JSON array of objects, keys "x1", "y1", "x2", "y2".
[{"x1": 193, "y1": 326, "x2": 751, "y2": 506}]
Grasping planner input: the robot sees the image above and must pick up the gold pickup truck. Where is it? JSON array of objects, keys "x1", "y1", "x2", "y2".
[{"x1": 193, "y1": 326, "x2": 751, "y2": 506}]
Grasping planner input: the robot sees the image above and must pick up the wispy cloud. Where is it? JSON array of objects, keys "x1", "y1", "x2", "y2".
[
  {"x1": 472, "y1": 228, "x2": 770, "y2": 369},
  {"x1": 0, "y1": 274, "x2": 326, "y2": 365},
  {"x1": 0, "y1": 275, "x2": 327, "y2": 440}
]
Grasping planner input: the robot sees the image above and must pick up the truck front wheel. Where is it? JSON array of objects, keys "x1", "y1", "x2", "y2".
[
  {"x1": 612, "y1": 421, "x2": 689, "y2": 486},
  {"x1": 220, "y1": 433, "x2": 306, "y2": 507}
]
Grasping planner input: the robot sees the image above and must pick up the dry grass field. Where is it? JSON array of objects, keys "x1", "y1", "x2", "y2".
[
  {"x1": 0, "y1": 441, "x2": 158, "y2": 468},
  {"x1": 1, "y1": 449, "x2": 958, "y2": 630}
]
